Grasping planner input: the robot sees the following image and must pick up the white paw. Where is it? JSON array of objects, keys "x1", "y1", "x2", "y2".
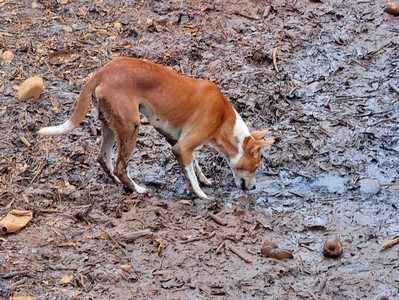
[
  {"x1": 201, "y1": 177, "x2": 213, "y2": 186},
  {"x1": 196, "y1": 190, "x2": 212, "y2": 200},
  {"x1": 134, "y1": 184, "x2": 147, "y2": 194}
]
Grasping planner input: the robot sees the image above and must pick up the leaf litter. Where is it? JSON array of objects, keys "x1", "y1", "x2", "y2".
[{"x1": 1, "y1": 0, "x2": 399, "y2": 299}]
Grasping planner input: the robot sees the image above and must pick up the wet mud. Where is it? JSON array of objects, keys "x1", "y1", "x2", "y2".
[{"x1": 1, "y1": 0, "x2": 399, "y2": 299}]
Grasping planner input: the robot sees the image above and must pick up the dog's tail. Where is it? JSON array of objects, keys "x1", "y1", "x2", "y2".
[{"x1": 38, "y1": 73, "x2": 101, "y2": 136}]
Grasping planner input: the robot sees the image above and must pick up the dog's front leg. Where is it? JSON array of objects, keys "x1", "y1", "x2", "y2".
[
  {"x1": 194, "y1": 159, "x2": 213, "y2": 186},
  {"x1": 173, "y1": 144, "x2": 210, "y2": 199},
  {"x1": 184, "y1": 162, "x2": 210, "y2": 199}
]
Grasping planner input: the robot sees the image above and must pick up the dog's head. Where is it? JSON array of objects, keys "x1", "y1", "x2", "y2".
[{"x1": 231, "y1": 129, "x2": 274, "y2": 190}]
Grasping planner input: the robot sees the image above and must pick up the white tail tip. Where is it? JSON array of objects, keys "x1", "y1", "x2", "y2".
[{"x1": 38, "y1": 120, "x2": 75, "y2": 136}]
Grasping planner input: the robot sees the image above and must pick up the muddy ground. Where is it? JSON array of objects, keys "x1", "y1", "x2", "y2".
[{"x1": 1, "y1": 0, "x2": 399, "y2": 299}]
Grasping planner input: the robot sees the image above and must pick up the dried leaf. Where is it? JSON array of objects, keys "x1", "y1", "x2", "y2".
[
  {"x1": 11, "y1": 296, "x2": 35, "y2": 300},
  {"x1": 16, "y1": 76, "x2": 44, "y2": 101},
  {"x1": 1, "y1": 50, "x2": 14, "y2": 63},
  {"x1": 60, "y1": 273, "x2": 74, "y2": 284},
  {"x1": 0, "y1": 209, "x2": 33, "y2": 234},
  {"x1": 48, "y1": 51, "x2": 80, "y2": 65}
]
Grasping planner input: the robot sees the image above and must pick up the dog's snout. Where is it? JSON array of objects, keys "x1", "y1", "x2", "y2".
[{"x1": 250, "y1": 185, "x2": 256, "y2": 190}]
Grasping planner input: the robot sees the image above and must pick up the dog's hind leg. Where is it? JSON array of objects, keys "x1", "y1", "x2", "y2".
[
  {"x1": 97, "y1": 122, "x2": 120, "y2": 183},
  {"x1": 111, "y1": 102, "x2": 147, "y2": 194}
]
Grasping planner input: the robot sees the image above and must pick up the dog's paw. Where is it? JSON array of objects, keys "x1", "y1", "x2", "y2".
[
  {"x1": 200, "y1": 177, "x2": 213, "y2": 186},
  {"x1": 134, "y1": 184, "x2": 147, "y2": 194}
]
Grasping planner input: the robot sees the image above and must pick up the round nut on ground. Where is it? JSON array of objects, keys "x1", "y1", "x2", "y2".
[
  {"x1": 323, "y1": 238, "x2": 343, "y2": 258},
  {"x1": 386, "y1": 1, "x2": 399, "y2": 16},
  {"x1": 1, "y1": 50, "x2": 14, "y2": 63},
  {"x1": 17, "y1": 76, "x2": 45, "y2": 101}
]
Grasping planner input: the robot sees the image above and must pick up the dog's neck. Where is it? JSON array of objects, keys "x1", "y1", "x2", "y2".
[{"x1": 213, "y1": 109, "x2": 251, "y2": 166}]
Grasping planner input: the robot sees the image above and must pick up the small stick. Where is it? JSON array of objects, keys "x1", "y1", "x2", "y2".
[
  {"x1": 389, "y1": 82, "x2": 399, "y2": 95},
  {"x1": 19, "y1": 135, "x2": 31, "y2": 148},
  {"x1": 233, "y1": 11, "x2": 260, "y2": 21},
  {"x1": 216, "y1": 241, "x2": 225, "y2": 254},
  {"x1": 119, "y1": 229, "x2": 153, "y2": 242},
  {"x1": 272, "y1": 47, "x2": 279, "y2": 72},
  {"x1": 209, "y1": 213, "x2": 227, "y2": 226},
  {"x1": 263, "y1": 5, "x2": 271, "y2": 18},
  {"x1": 181, "y1": 237, "x2": 202, "y2": 244},
  {"x1": 228, "y1": 245, "x2": 252, "y2": 263},
  {"x1": 382, "y1": 237, "x2": 399, "y2": 250},
  {"x1": 181, "y1": 231, "x2": 216, "y2": 244}
]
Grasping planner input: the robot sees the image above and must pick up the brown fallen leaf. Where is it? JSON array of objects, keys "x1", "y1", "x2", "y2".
[
  {"x1": 177, "y1": 199, "x2": 193, "y2": 206},
  {"x1": 16, "y1": 76, "x2": 44, "y2": 101},
  {"x1": 261, "y1": 240, "x2": 294, "y2": 260},
  {"x1": 48, "y1": 51, "x2": 80, "y2": 65},
  {"x1": 60, "y1": 273, "x2": 74, "y2": 284},
  {"x1": 120, "y1": 264, "x2": 134, "y2": 273},
  {"x1": 386, "y1": 1, "x2": 399, "y2": 16},
  {"x1": 11, "y1": 296, "x2": 35, "y2": 300},
  {"x1": 0, "y1": 209, "x2": 33, "y2": 234},
  {"x1": 1, "y1": 50, "x2": 14, "y2": 63}
]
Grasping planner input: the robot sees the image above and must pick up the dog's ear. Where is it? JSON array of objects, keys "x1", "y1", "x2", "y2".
[{"x1": 251, "y1": 129, "x2": 269, "y2": 140}]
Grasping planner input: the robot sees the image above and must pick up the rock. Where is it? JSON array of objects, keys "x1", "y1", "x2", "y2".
[
  {"x1": 1, "y1": 50, "x2": 14, "y2": 63},
  {"x1": 386, "y1": 1, "x2": 399, "y2": 16},
  {"x1": 359, "y1": 178, "x2": 380, "y2": 195},
  {"x1": 16, "y1": 76, "x2": 44, "y2": 101},
  {"x1": 323, "y1": 238, "x2": 343, "y2": 258}
]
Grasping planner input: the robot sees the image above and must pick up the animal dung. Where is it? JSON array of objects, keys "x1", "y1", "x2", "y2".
[
  {"x1": 16, "y1": 76, "x2": 44, "y2": 101},
  {"x1": 261, "y1": 240, "x2": 294, "y2": 260},
  {"x1": 323, "y1": 238, "x2": 343, "y2": 258}
]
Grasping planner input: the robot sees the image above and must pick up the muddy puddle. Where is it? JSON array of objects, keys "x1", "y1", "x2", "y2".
[{"x1": 1, "y1": 0, "x2": 399, "y2": 299}]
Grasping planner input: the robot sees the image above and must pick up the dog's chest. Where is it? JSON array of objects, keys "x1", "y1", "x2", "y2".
[{"x1": 140, "y1": 105, "x2": 182, "y2": 142}]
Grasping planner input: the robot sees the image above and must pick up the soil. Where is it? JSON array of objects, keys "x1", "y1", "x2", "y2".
[{"x1": 1, "y1": 0, "x2": 399, "y2": 299}]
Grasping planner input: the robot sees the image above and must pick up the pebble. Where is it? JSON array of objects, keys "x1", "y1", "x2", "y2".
[{"x1": 359, "y1": 178, "x2": 380, "y2": 195}]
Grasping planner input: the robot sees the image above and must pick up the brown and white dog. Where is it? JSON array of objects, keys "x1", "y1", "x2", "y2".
[{"x1": 38, "y1": 57, "x2": 274, "y2": 199}]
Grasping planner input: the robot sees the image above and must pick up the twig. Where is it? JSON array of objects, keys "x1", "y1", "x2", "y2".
[
  {"x1": 181, "y1": 231, "x2": 216, "y2": 244},
  {"x1": 209, "y1": 213, "x2": 227, "y2": 226},
  {"x1": 118, "y1": 229, "x2": 153, "y2": 242},
  {"x1": 263, "y1": 5, "x2": 272, "y2": 18},
  {"x1": 228, "y1": 245, "x2": 252, "y2": 263},
  {"x1": 382, "y1": 237, "x2": 399, "y2": 250},
  {"x1": 389, "y1": 82, "x2": 399, "y2": 95},
  {"x1": 233, "y1": 11, "x2": 259, "y2": 21},
  {"x1": 272, "y1": 47, "x2": 279, "y2": 72},
  {"x1": 216, "y1": 240, "x2": 226, "y2": 254}
]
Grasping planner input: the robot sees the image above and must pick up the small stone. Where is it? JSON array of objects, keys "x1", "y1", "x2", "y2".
[
  {"x1": 16, "y1": 76, "x2": 44, "y2": 101},
  {"x1": 1, "y1": 50, "x2": 14, "y2": 63},
  {"x1": 359, "y1": 178, "x2": 380, "y2": 195}
]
